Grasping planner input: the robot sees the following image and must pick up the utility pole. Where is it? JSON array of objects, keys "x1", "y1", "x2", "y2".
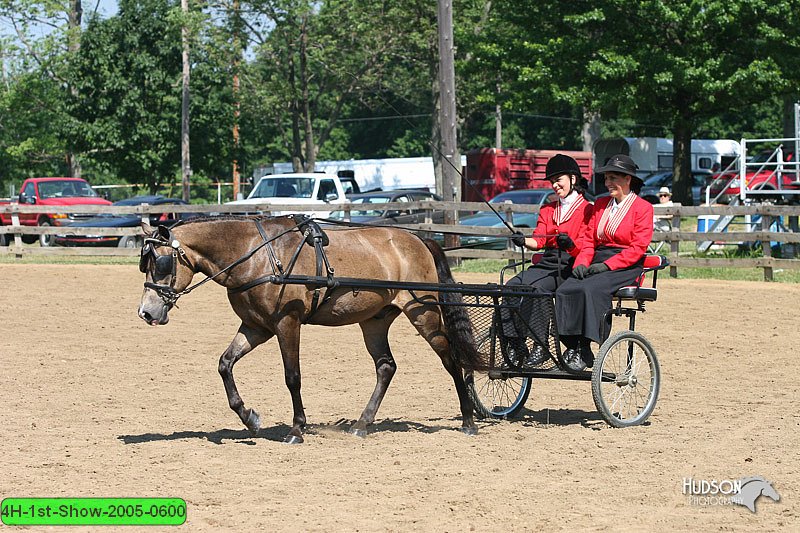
[
  {"x1": 180, "y1": 0, "x2": 191, "y2": 202},
  {"x1": 437, "y1": 0, "x2": 460, "y2": 251},
  {"x1": 231, "y1": 0, "x2": 241, "y2": 200}
]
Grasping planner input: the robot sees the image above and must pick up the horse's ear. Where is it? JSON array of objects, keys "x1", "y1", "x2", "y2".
[{"x1": 141, "y1": 221, "x2": 153, "y2": 235}]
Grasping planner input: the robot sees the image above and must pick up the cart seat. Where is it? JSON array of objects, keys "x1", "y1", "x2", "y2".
[
  {"x1": 613, "y1": 255, "x2": 668, "y2": 302},
  {"x1": 523, "y1": 253, "x2": 668, "y2": 303}
]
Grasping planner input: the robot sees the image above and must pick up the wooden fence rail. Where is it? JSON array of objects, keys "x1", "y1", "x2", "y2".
[{"x1": 2, "y1": 201, "x2": 800, "y2": 280}]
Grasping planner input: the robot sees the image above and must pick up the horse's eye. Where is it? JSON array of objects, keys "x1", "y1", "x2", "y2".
[{"x1": 154, "y1": 254, "x2": 173, "y2": 276}]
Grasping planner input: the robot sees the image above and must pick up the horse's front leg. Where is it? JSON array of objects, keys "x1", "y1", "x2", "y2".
[
  {"x1": 275, "y1": 316, "x2": 306, "y2": 444},
  {"x1": 218, "y1": 323, "x2": 273, "y2": 435}
]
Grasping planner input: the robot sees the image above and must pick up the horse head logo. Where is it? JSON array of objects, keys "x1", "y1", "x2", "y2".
[{"x1": 731, "y1": 476, "x2": 780, "y2": 513}]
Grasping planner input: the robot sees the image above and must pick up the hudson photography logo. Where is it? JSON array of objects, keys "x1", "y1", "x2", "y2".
[{"x1": 683, "y1": 476, "x2": 781, "y2": 512}]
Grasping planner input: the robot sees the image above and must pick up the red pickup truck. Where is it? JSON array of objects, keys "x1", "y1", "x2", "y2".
[
  {"x1": 0, "y1": 177, "x2": 112, "y2": 246},
  {"x1": 707, "y1": 149, "x2": 800, "y2": 204}
]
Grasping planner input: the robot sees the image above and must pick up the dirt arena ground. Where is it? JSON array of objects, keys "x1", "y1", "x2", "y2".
[{"x1": 1, "y1": 264, "x2": 798, "y2": 531}]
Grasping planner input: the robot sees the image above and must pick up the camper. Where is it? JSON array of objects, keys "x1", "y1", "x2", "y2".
[
  {"x1": 593, "y1": 137, "x2": 740, "y2": 176},
  {"x1": 258, "y1": 156, "x2": 466, "y2": 194}
]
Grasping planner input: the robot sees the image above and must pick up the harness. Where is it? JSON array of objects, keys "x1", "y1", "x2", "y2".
[
  {"x1": 140, "y1": 216, "x2": 335, "y2": 323},
  {"x1": 226, "y1": 215, "x2": 336, "y2": 322}
]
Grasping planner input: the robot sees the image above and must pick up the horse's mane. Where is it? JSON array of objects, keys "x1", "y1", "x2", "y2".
[{"x1": 175, "y1": 214, "x2": 285, "y2": 227}]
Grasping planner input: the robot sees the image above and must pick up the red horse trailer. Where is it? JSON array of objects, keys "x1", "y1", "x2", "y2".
[{"x1": 462, "y1": 148, "x2": 593, "y2": 202}]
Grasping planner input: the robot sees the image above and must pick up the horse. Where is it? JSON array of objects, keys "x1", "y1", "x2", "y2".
[{"x1": 136, "y1": 215, "x2": 483, "y2": 443}]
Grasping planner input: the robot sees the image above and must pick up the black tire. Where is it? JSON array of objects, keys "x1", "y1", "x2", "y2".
[
  {"x1": 466, "y1": 370, "x2": 531, "y2": 419},
  {"x1": 117, "y1": 235, "x2": 143, "y2": 248},
  {"x1": 38, "y1": 219, "x2": 53, "y2": 247},
  {"x1": 592, "y1": 330, "x2": 660, "y2": 428},
  {"x1": 21, "y1": 233, "x2": 37, "y2": 244}
]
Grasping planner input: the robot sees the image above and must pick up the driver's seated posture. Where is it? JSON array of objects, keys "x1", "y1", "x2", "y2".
[
  {"x1": 501, "y1": 154, "x2": 593, "y2": 366},
  {"x1": 555, "y1": 154, "x2": 654, "y2": 372}
]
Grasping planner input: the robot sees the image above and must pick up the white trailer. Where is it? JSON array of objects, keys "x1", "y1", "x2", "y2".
[
  {"x1": 257, "y1": 155, "x2": 466, "y2": 194},
  {"x1": 593, "y1": 137, "x2": 740, "y2": 177}
]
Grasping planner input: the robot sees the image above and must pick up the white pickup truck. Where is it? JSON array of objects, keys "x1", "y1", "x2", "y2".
[{"x1": 226, "y1": 172, "x2": 359, "y2": 218}]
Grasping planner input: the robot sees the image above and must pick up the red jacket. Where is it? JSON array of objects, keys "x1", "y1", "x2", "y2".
[
  {"x1": 530, "y1": 195, "x2": 593, "y2": 258},
  {"x1": 575, "y1": 194, "x2": 653, "y2": 270}
]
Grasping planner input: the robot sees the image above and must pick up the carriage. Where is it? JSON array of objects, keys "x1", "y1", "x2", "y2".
[
  {"x1": 463, "y1": 253, "x2": 667, "y2": 427},
  {"x1": 137, "y1": 215, "x2": 667, "y2": 441}
]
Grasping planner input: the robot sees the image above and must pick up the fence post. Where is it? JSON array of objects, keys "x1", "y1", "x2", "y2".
[
  {"x1": 11, "y1": 204, "x2": 23, "y2": 258},
  {"x1": 670, "y1": 211, "x2": 681, "y2": 278},
  {"x1": 761, "y1": 213, "x2": 773, "y2": 281}
]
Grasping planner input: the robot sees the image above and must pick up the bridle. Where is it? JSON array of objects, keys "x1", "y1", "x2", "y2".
[
  {"x1": 140, "y1": 226, "x2": 195, "y2": 306},
  {"x1": 139, "y1": 218, "x2": 314, "y2": 307}
]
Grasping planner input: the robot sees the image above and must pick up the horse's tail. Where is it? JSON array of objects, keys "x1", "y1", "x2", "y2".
[{"x1": 421, "y1": 238, "x2": 485, "y2": 370}]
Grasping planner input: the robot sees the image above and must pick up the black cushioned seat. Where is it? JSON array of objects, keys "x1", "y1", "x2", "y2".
[{"x1": 614, "y1": 286, "x2": 658, "y2": 301}]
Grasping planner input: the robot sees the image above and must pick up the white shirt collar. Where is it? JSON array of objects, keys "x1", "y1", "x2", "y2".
[{"x1": 560, "y1": 190, "x2": 579, "y2": 208}]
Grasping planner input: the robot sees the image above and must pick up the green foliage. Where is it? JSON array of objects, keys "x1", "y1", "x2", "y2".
[{"x1": 1, "y1": 0, "x2": 799, "y2": 201}]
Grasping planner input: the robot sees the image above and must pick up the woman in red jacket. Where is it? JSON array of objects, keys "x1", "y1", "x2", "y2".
[
  {"x1": 555, "y1": 154, "x2": 654, "y2": 371},
  {"x1": 502, "y1": 154, "x2": 593, "y2": 365}
]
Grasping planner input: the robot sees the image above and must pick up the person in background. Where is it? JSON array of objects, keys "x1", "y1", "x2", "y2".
[
  {"x1": 555, "y1": 154, "x2": 654, "y2": 372},
  {"x1": 502, "y1": 154, "x2": 593, "y2": 366},
  {"x1": 653, "y1": 186, "x2": 674, "y2": 231}
]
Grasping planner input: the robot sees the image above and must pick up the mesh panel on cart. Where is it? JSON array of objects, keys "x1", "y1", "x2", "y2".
[{"x1": 462, "y1": 289, "x2": 560, "y2": 371}]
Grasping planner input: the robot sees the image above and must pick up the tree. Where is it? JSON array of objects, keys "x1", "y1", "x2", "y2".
[
  {"x1": 242, "y1": 0, "x2": 438, "y2": 171},
  {"x1": 0, "y1": 0, "x2": 90, "y2": 179},
  {"x1": 67, "y1": 0, "x2": 184, "y2": 191}
]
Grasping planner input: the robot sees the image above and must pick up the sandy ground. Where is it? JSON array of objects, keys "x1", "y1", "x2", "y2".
[{"x1": 1, "y1": 264, "x2": 798, "y2": 532}]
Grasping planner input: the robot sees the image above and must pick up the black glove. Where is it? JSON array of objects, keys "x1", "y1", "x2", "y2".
[
  {"x1": 588, "y1": 263, "x2": 610, "y2": 275},
  {"x1": 556, "y1": 233, "x2": 575, "y2": 251},
  {"x1": 510, "y1": 231, "x2": 527, "y2": 248},
  {"x1": 572, "y1": 265, "x2": 588, "y2": 280}
]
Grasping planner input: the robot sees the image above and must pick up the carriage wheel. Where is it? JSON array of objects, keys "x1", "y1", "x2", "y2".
[
  {"x1": 591, "y1": 330, "x2": 660, "y2": 428},
  {"x1": 465, "y1": 370, "x2": 531, "y2": 419}
]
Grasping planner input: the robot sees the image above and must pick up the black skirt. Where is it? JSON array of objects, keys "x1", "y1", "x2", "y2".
[
  {"x1": 554, "y1": 247, "x2": 643, "y2": 343},
  {"x1": 500, "y1": 248, "x2": 571, "y2": 341}
]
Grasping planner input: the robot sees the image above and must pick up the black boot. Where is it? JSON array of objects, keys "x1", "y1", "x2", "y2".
[
  {"x1": 561, "y1": 335, "x2": 587, "y2": 372},
  {"x1": 579, "y1": 338, "x2": 595, "y2": 368},
  {"x1": 507, "y1": 337, "x2": 529, "y2": 366},
  {"x1": 526, "y1": 344, "x2": 548, "y2": 366}
]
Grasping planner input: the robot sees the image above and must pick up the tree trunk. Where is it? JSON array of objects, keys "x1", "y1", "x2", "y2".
[
  {"x1": 581, "y1": 108, "x2": 601, "y2": 152},
  {"x1": 181, "y1": 0, "x2": 192, "y2": 202},
  {"x1": 783, "y1": 95, "x2": 799, "y2": 139},
  {"x1": 300, "y1": 15, "x2": 315, "y2": 172},
  {"x1": 672, "y1": 115, "x2": 693, "y2": 205},
  {"x1": 288, "y1": 51, "x2": 303, "y2": 173},
  {"x1": 67, "y1": 0, "x2": 82, "y2": 178}
]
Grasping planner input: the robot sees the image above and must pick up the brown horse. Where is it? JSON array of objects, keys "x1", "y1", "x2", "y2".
[{"x1": 137, "y1": 216, "x2": 482, "y2": 443}]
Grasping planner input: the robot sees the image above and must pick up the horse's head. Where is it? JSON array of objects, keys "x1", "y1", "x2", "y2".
[{"x1": 137, "y1": 222, "x2": 196, "y2": 326}]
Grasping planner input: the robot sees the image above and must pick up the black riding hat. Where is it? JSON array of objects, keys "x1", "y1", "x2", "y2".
[
  {"x1": 542, "y1": 153, "x2": 583, "y2": 181},
  {"x1": 596, "y1": 154, "x2": 643, "y2": 186}
]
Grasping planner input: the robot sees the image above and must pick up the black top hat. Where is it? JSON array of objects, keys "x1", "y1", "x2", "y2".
[
  {"x1": 541, "y1": 153, "x2": 583, "y2": 181},
  {"x1": 596, "y1": 154, "x2": 642, "y2": 185}
]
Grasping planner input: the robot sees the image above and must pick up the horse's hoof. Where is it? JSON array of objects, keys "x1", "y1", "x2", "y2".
[
  {"x1": 461, "y1": 425, "x2": 478, "y2": 436},
  {"x1": 245, "y1": 409, "x2": 261, "y2": 434},
  {"x1": 283, "y1": 434, "x2": 303, "y2": 444},
  {"x1": 349, "y1": 427, "x2": 367, "y2": 439}
]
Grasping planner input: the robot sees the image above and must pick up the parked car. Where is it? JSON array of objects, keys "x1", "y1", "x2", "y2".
[
  {"x1": 637, "y1": 170, "x2": 712, "y2": 205},
  {"x1": 328, "y1": 190, "x2": 443, "y2": 224},
  {"x1": 0, "y1": 177, "x2": 112, "y2": 246},
  {"x1": 436, "y1": 188, "x2": 557, "y2": 250},
  {"x1": 54, "y1": 195, "x2": 198, "y2": 248}
]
